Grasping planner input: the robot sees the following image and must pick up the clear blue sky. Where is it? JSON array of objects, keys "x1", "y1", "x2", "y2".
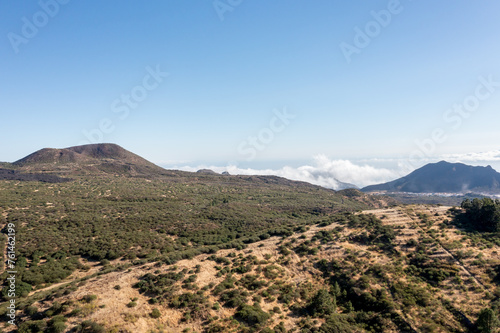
[{"x1": 2, "y1": 1, "x2": 500, "y2": 185}]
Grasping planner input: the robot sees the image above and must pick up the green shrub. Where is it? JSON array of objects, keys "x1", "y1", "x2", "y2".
[
  {"x1": 83, "y1": 294, "x2": 97, "y2": 303},
  {"x1": 48, "y1": 321, "x2": 67, "y2": 333},
  {"x1": 235, "y1": 304, "x2": 270, "y2": 327},
  {"x1": 69, "y1": 307, "x2": 82, "y2": 317},
  {"x1": 220, "y1": 289, "x2": 248, "y2": 308},
  {"x1": 74, "y1": 320, "x2": 105, "y2": 333},
  {"x1": 24, "y1": 305, "x2": 38, "y2": 316},
  {"x1": 318, "y1": 315, "x2": 356, "y2": 332},
  {"x1": 18, "y1": 320, "x2": 47, "y2": 333},
  {"x1": 47, "y1": 316, "x2": 67, "y2": 333},
  {"x1": 150, "y1": 308, "x2": 161, "y2": 318}
]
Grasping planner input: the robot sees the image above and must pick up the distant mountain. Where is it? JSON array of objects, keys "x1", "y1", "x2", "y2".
[
  {"x1": 15, "y1": 143, "x2": 154, "y2": 167},
  {"x1": 196, "y1": 169, "x2": 218, "y2": 175},
  {"x1": 0, "y1": 144, "x2": 393, "y2": 213},
  {"x1": 5, "y1": 144, "x2": 363, "y2": 192},
  {"x1": 332, "y1": 180, "x2": 359, "y2": 191},
  {"x1": 362, "y1": 161, "x2": 500, "y2": 194},
  {"x1": 4, "y1": 144, "x2": 359, "y2": 191},
  {"x1": 12, "y1": 143, "x2": 170, "y2": 177}
]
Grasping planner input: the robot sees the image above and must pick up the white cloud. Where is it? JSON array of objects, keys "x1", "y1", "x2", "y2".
[
  {"x1": 441, "y1": 150, "x2": 500, "y2": 163},
  {"x1": 164, "y1": 150, "x2": 500, "y2": 190},
  {"x1": 170, "y1": 154, "x2": 398, "y2": 190}
]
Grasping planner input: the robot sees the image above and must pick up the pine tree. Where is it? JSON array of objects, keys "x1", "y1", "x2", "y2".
[
  {"x1": 476, "y1": 308, "x2": 500, "y2": 333},
  {"x1": 308, "y1": 289, "x2": 336, "y2": 317}
]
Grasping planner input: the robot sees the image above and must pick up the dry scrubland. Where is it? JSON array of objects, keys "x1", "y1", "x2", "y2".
[
  {"x1": 3, "y1": 204, "x2": 500, "y2": 332},
  {"x1": 1, "y1": 146, "x2": 499, "y2": 332}
]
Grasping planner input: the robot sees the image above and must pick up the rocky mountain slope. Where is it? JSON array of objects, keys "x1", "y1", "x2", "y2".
[{"x1": 363, "y1": 161, "x2": 500, "y2": 194}]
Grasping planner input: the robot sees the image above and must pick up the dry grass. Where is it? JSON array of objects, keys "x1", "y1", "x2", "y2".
[{"x1": 8, "y1": 204, "x2": 500, "y2": 332}]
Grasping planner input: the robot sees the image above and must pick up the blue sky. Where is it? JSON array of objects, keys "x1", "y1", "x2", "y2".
[{"x1": 2, "y1": 1, "x2": 500, "y2": 187}]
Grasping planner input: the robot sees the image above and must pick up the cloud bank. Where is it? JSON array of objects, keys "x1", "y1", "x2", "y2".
[
  {"x1": 170, "y1": 155, "x2": 398, "y2": 190},
  {"x1": 441, "y1": 150, "x2": 500, "y2": 163},
  {"x1": 167, "y1": 150, "x2": 500, "y2": 190}
]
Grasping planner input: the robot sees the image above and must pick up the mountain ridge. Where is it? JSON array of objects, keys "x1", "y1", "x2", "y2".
[
  {"x1": 11, "y1": 143, "x2": 171, "y2": 178},
  {"x1": 7, "y1": 144, "x2": 362, "y2": 191},
  {"x1": 14, "y1": 143, "x2": 157, "y2": 167},
  {"x1": 362, "y1": 160, "x2": 500, "y2": 194}
]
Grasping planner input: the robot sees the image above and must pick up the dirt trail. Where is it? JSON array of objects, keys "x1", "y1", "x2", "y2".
[
  {"x1": 7, "y1": 205, "x2": 490, "y2": 332},
  {"x1": 26, "y1": 262, "x2": 103, "y2": 298},
  {"x1": 411, "y1": 206, "x2": 487, "y2": 289},
  {"x1": 365, "y1": 206, "x2": 486, "y2": 289}
]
